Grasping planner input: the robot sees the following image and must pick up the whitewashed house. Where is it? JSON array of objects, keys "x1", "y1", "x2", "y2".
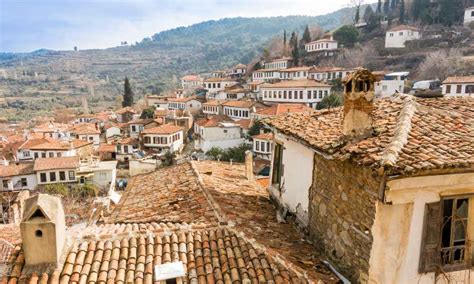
[
  {"x1": 104, "y1": 123, "x2": 123, "y2": 142},
  {"x1": 180, "y1": 75, "x2": 203, "y2": 89},
  {"x1": 464, "y1": 6, "x2": 474, "y2": 26},
  {"x1": 202, "y1": 100, "x2": 224, "y2": 116},
  {"x1": 16, "y1": 138, "x2": 91, "y2": 161},
  {"x1": 308, "y1": 67, "x2": 354, "y2": 82},
  {"x1": 225, "y1": 63, "x2": 247, "y2": 78},
  {"x1": 116, "y1": 137, "x2": 139, "y2": 160},
  {"x1": 77, "y1": 160, "x2": 117, "y2": 190},
  {"x1": 140, "y1": 124, "x2": 184, "y2": 154},
  {"x1": 194, "y1": 115, "x2": 245, "y2": 152},
  {"x1": 68, "y1": 123, "x2": 101, "y2": 147},
  {"x1": 0, "y1": 163, "x2": 36, "y2": 191},
  {"x1": 264, "y1": 57, "x2": 292, "y2": 70},
  {"x1": 260, "y1": 79, "x2": 332, "y2": 109},
  {"x1": 34, "y1": 156, "x2": 79, "y2": 186},
  {"x1": 147, "y1": 95, "x2": 169, "y2": 109},
  {"x1": 252, "y1": 132, "x2": 273, "y2": 161},
  {"x1": 115, "y1": 107, "x2": 136, "y2": 123},
  {"x1": 215, "y1": 85, "x2": 248, "y2": 100},
  {"x1": 204, "y1": 77, "x2": 238, "y2": 98},
  {"x1": 385, "y1": 25, "x2": 420, "y2": 48},
  {"x1": 222, "y1": 101, "x2": 266, "y2": 120},
  {"x1": 279, "y1": 67, "x2": 312, "y2": 80},
  {"x1": 304, "y1": 36, "x2": 338, "y2": 56},
  {"x1": 128, "y1": 118, "x2": 154, "y2": 138},
  {"x1": 167, "y1": 97, "x2": 202, "y2": 114},
  {"x1": 374, "y1": 71, "x2": 409, "y2": 97},
  {"x1": 442, "y1": 76, "x2": 474, "y2": 96},
  {"x1": 252, "y1": 69, "x2": 281, "y2": 82}
]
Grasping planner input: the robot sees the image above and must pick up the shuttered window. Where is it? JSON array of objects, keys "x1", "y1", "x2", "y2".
[
  {"x1": 271, "y1": 143, "x2": 284, "y2": 188},
  {"x1": 419, "y1": 201, "x2": 442, "y2": 272},
  {"x1": 420, "y1": 197, "x2": 472, "y2": 273}
]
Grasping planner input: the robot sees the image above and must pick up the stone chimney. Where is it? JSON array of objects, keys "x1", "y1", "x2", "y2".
[
  {"x1": 342, "y1": 68, "x2": 376, "y2": 137},
  {"x1": 244, "y1": 150, "x2": 254, "y2": 181},
  {"x1": 20, "y1": 194, "x2": 66, "y2": 274}
]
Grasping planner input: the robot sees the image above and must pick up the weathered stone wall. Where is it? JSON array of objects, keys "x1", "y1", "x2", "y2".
[{"x1": 308, "y1": 154, "x2": 380, "y2": 282}]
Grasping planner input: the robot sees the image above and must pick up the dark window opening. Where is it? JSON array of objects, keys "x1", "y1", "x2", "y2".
[
  {"x1": 31, "y1": 209, "x2": 45, "y2": 218},
  {"x1": 271, "y1": 143, "x2": 283, "y2": 188},
  {"x1": 440, "y1": 198, "x2": 468, "y2": 266},
  {"x1": 35, "y1": 230, "x2": 43, "y2": 238},
  {"x1": 165, "y1": 279, "x2": 177, "y2": 284}
]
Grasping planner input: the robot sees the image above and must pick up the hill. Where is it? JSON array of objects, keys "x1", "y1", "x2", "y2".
[{"x1": 0, "y1": 8, "x2": 356, "y2": 120}]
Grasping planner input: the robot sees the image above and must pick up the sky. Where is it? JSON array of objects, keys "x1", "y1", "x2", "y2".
[{"x1": 0, "y1": 0, "x2": 351, "y2": 53}]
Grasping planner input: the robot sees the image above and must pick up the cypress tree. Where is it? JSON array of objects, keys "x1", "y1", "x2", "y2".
[
  {"x1": 364, "y1": 5, "x2": 375, "y2": 23},
  {"x1": 302, "y1": 25, "x2": 312, "y2": 44},
  {"x1": 354, "y1": 4, "x2": 361, "y2": 24},
  {"x1": 399, "y1": 0, "x2": 405, "y2": 23},
  {"x1": 283, "y1": 30, "x2": 287, "y2": 47},
  {"x1": 376, "y1": 0, "x2": 382, "y2": 14},
  {"x1": 123, "y1": 77, "x2": 134, "y2": 107},
  {"x1": 383, "y1": 0, "x2": 390, "y2": 14},
  {"x1": 291, "y1": 33, "x2": 299, "y2": 66}
]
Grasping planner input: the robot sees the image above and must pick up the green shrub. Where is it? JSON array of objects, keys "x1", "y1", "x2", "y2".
[
  {"x1": 71, "y1": 184, "x2": 99, "y2": 198},
  {"x1": 43, "y1": 183, "x2": 69, "y2": 197}
]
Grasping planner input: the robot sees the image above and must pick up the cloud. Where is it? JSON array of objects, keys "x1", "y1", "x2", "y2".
[{"x1": 0, "y1": 0, "x2": 351, "y2": 52}]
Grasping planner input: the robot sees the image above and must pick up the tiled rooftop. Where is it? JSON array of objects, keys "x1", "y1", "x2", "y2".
[
  {"x1": 265, "y1": 94, "x2": 474, "y2": 175},
  {"x1": 33, "y1": 156, "x2": 80, "y2": 171}
]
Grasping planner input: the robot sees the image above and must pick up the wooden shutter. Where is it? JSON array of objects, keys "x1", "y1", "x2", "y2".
[{"x1": 419, "y1": 201, "x2": 442, "y2": 273}]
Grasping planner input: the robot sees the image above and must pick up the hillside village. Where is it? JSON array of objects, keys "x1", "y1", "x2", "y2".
[{"x1": 1, "y1": 1, "x2": 474, "y2": 283}]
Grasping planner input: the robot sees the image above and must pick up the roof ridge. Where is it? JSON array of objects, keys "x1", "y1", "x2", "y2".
[{"x1": 381, "y1": 95, "x2": 418, "y2": 167}]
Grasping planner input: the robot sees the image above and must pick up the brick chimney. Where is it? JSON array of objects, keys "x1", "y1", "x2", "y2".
[
  {"x1": 244, "y1": 150, "x2": 254, "y2": 181},
  {"x1": 342, "y1": 68, "x2": 376, "y2": 137},
  {"x1": 20, "y1": 194, "x2": 66, "y2": 274}
]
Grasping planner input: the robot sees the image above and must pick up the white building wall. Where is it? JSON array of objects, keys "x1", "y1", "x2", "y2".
[
  {"x1": 442, "y1": 83, "x2": 474, "y2": 97},
  {"x1": 464, "y1": 8, "x2": 474, "y2": 25},
  {"x1": 106, "y1": 127, "x2": 121, "y2": 139},
  {"x1": 269, "y1": 133, "x2": 314, "y2": 226},
  {"x1": 222, "y1": 107, "x2": 252, "y2": 120},
  {"x1": 0, "y1": 174, "x2": 37, "y2": 191},
  {"x1": 368, "y1": 173, "x2": 474, "y2": 283},
  {"x1": 261, "y1": 87, "x2": 331, "y2": 108},
  {"x1": 385, "y1": 30, "x2": 420, "y2": 48},
  {"x1": 77, "y1": 134, "x2": 100, "y2": 146},
  {"x1": 375, "y1": 80, "x2": 404, "y2": 97}
]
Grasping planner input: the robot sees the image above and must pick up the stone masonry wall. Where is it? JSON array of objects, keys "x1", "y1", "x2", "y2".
[{"x1": 308, "y1": 154, "x2": 380, "y2": 282}]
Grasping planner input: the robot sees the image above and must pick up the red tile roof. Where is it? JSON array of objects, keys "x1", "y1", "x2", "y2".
[
  {"x1": 115, "y1": 106, "x2": 136, "y2": 115},
  {"x1": 69, "y1": 123, "x2": 100, "y2": 135},
  {"x1": 387, "y1": 24, "x2": 419, "y2": 32},
  {"x1": 252, "y1": 132, "x2": 274, "y2": 140},
  {"x1": 97, "y1": 144, "x2": 116, "y2": 153},
  {"x1": 33, "y1": 156, "x2": 80, "y2": 171},
  {"x1": 261, "y1": 79, "x2": 330, "y2": 89},
  {"x1": 235, "y1": 119, "x2": 252, "y2": 129},
  {"x1": 443, "y1": 76, "x2": 474, "y2": 84},
  {"x1": 180, "y1": 74, "x2": 202, "y2": 81},
  {"x1": 255, "y1": 103, "x2": 314, "y2": 117},
  {"x1": 195, "y1": 115, "x2": 233, "y2": 127},
  {"x1": 222, "y1": 100, "x2": 259, "y2": 108},
  {"x1": 265, "y1": 94, "x2": 474, "y2": 175},
  {"x1": 141, "y1": 124, "x2": 183, "y2": 135},
  {"x1": 0, "y1": 163, "x2": 34, "y2": 178}
]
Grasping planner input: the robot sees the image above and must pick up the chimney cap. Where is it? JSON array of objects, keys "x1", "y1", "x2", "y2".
[{"x1": 22, "y1": 194, "x2": 62, "y2": 223}]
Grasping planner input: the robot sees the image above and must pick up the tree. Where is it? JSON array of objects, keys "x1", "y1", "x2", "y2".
[
  {"x1": 316, "y1": 93, "x2": 343, "y2": 110},
  {"x1": 206, "y1": 147, "x2": 224, "y2": 160},
  {"x1": 333, "y1": 25, "x2": 359, "y2": 48},
  {"x1": 438, "y1": 0, "x2": 464, "y2": 26},
  {"x1": 383, "y1": 0, "x2": 390, "y2": 14},
  {"x1": 363, "y1": 5, "x2": 375, "y2": 23},
  {"x1": 289, "y1": 32, "x2": 299, "y2": 66},
  {"x1": 417, "y1": 49, "x2": 462, "y2": 81},
  {"x1": 247, "y1": 120, "x2": 264, "y2": 137},
  {"x1": 399, "y1": 0, "x2": 405, "y2": 23},
  {"x1": 355, "y1": 5, "x2": 361, "y2": 24},
  {"x1": 411, "y1": 0, "x2": 424, "y2": 20},
  {"x1": 122, "y1": 77, "x2": 134, "y2": 107},
  {"x1": 390, "y1": 0, "x2": 398, "y2": 11},
  {"x1": 140, "y1": 107, "x2": 155, "y2": 119},
  {"x1": 283, "y1": 30, "x2": 287, "y2": 51},
  {"x1": 376, "y1": 0, "x2": 382, "y2": 14},
  {"x1": 302, "y1": 25, "x2": 312, "y2": 44}
]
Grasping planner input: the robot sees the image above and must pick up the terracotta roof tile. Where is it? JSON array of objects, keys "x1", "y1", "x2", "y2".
[
  {"x1": 115, "y1": 106, "x2": 136, "y2": 115},
  {"x1": 195, "y1": 115, "x2": 233, "y2": 127},
  {"x1": 443, "y1": 76, "x2": 474, "y2": 84},
  {"x1": 387, "y1": 24, "x2": 419, "y2": 32},
  {"x1": 255, "y1": 103, "x2": 314, "y2": 117},
  {"x1": 252, "y1": 132, "x2": 274, "y2": 140},
  {"x1": 33, "y1": 156, "x2": 80, "y2": 171},
  {"x1": 265, "y1": 94, "x2": 474, "y2": 175},
  {"x1": 141, "y1": 124, "x2": 183, "y2": 135},
  {"x1": 0, "y1": 163, "x2": 34, "y2": 177},
  {"x1": 97, "y1": 144, "x2": 116, "y2": 153}
]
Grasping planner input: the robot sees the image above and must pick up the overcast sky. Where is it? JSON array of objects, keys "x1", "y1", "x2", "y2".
[{"x1": 0, "y1": 0, "x2": 352, "y2": 53}]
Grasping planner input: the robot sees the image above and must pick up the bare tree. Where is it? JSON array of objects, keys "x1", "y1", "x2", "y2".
[
  {"x1": 266, "y1": 36, "x2": 285, "y2": 59},
  {"x1": 308, "y1": 25, "x2": 324, "y2": 41},
  {"x1": 335, "y1": 43, "x2": 377, "y2": 68},
  {"x1": 416, "y1": 49, "x2": 463, "y2": 81}
]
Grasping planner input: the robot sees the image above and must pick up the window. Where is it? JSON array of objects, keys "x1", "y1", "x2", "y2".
[
  {"x1": 390, "y1": 32, "x2": 394, "y2": 37},
  {"x1": 271, "y1": 143, "x2": 283, "y2": 187},
  {"x1": 41, "y1": 153, "x2": 46, "y2": 158},
  {"x1": 467, "y1": 85, "x2": 474, "y2": 93},
  {"x1": 59, "y1": 171, "x2": 66, "y2": 181},
  {"x1": 144, "y1": 136, "x2": 151, "y2": 144},
  {"x1": 255, "y1": 141, "x2": 260, "y2": 151},
  {"x1": 89, "y1": 137, "x2": 93, "y2": 141},
  {"x1": 419, "y1": 197, "x2": 471, "y2": 273},
  {"x1": 49, "y1": 152, "x2": 54, "y2": 158},
  {"x1": 399, "y1": 31, "x2": 403, "y2": 36},
  {"x1": 124, "y1": 146, "x2": 129, "y2": 153},
  {"x1": 24, "y1": 151, "x2": 30, "y2": 157},
  {"x1": 132, "y1": 125, "x2": 136, "y2": 132},
  {"x1": 21, "y1": 178, "x2": 27, "y2": 187},
  {"x1": 57, "y1": 152, "x2": 62, "y2": 157},
  {"x1": 34, "y1": 152, "x2": 39, "y2": 159},
  {"x1": 40, "y1": 173, "x2": 47, "y2": 183},
  {"x1": 2, "y1": 180, "x2": 8, "y2": 189},
  {"x1": 446, "y1": 85, "x2": 451, "y2": 94},
  {"x1": 50, "y1": 172, "x2": 56, "y2": 182},
  {"x1": 69, "y1": 171, "x2": 75, "y2": 180},
  {"x1": 456, "y1": 85, "x2": 462, "y2": 94}
]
